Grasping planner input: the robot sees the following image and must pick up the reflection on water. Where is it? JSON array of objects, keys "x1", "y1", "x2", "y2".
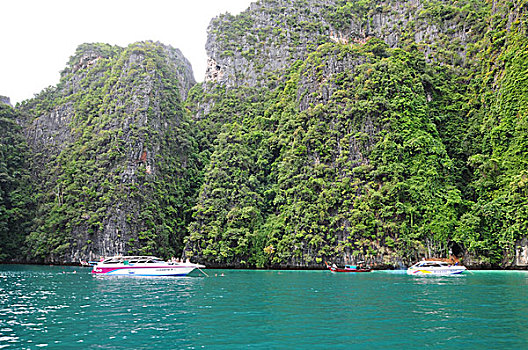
[
  {"x1": 1, "y1": 266, "x2": 528, "y2": 349},
  {"x1": 0, "y1": 266, "x2": 206, "y2": 348}
]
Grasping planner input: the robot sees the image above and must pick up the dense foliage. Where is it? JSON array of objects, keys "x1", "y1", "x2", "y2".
[
  {"x1": 456, "y1": 0, "x2": 528, "y2": 265},
  {"x1": 186, "y1": 0, "x2": 528, "y2": 268},
  {"x1": 18, "y1": 42, "x2": 201, "y2": 263},
  {"x1": 0, "y1": 103, "x2": 34, "y2": 261},
  {"x1": 2, "y1": 0, "x2": 527, "y2": 268},
  {"x1": 186, "y1": 41, "x2": 465, "y2": 267}
]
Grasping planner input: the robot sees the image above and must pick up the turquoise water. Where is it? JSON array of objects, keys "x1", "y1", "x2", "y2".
[{"x1": 1, "y1": 266, "x2": 528, "y2": 349}]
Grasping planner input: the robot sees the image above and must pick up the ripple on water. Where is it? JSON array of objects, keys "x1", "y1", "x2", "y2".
[{"x1": 1, "y1": 267, "x2": 528, "y2": 349}]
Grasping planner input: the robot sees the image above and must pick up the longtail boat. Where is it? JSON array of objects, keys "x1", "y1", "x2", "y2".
[{"x1": 325, "y1": 262, "x2": 372, "y2": 273}]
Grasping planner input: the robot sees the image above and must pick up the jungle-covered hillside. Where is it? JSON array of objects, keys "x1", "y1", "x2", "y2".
[{"x1": 1, "y1": 0, "x2": 527, "y2": 268}]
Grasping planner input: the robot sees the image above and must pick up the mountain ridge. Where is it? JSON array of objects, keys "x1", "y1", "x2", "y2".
[{"x1": 1, "y1": 0, "x2": 527, "y2": 269}]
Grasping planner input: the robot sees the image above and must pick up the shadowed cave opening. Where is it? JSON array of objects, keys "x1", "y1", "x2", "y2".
[{"x1": 449, "y1": 241, "x2": 464, "y2": 258}]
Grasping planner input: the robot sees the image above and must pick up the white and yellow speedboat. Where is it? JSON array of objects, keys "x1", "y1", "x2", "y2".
[{"x1": 407, "y1": 260, "x2": 467, "y2": 275}]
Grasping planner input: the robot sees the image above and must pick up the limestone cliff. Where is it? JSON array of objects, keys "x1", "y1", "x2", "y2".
[
  {"x1": 0, "y1": 96, "x2": 11, "y2": 106},
  {"x1": 2, "y1": 0, "x2": 527, "y2": 269},
  {"x1": 18, "y1": 41, "x2": 200, "y2": 263},
  {"x1": 186, "y1": 0, "x2": 528, "y2": 269},
  {"x1": 204, "y1": 0, "x2": 484, "y2": 90}
]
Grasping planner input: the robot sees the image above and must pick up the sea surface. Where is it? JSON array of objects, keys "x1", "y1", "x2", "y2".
[{"x1": 1, "y1": 265, "x2": 527, "y2": 349}]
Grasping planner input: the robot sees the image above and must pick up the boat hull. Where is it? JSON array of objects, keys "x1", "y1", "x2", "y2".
[
  {"x1": 406, "y1": 260, "x2": 467, "y2": 276},
  {"x1": 92, "y1": 265, "x2": 201, "y2": 276},
  {"x1": 329, "y1": 267, "x2": 372, "y2": 273},
  {"x1": 406, "y1": 267, "x2": 466, "y2": 275},
  {"x1": 325, "y1": 263, "x2": 371, "y2": 273}
]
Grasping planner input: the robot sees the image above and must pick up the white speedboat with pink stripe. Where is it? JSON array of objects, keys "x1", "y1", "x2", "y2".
[{"x1": 91, "y1": 256, "x2": 206, "y2": 276}]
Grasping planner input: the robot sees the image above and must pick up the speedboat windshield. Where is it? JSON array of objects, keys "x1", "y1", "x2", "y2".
[
  {"x1": 413, "y1": 261, "x2": 449, "y2": 268},
  {"x1": 101, "y1": 256, "x2": 163, "y2": 264}
]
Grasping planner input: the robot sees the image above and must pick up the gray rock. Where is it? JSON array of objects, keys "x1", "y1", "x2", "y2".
[
  {"x1": 0, "y1": 95, "x2": 11, "y2": 106},
  {"x1": 19, "y1": 41, "x2": 197, "y2": 263}
]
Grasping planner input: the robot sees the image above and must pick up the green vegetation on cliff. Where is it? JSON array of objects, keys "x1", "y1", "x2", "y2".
[
  {"x1": 0, "y1": 103, "x2": 34, "y2": 261},
  {"x1": 19, "y1": 42, "x2": 201, "y2": 263},
  {"x1": 186, "y1": 0, "x2": 528, "y2": 268},
  {"x1": 457, "y1": 0, "x2": 528, "y2": 265},
  {"x1": 186, "y1": 40, "x2": 465, "y2": 267},
  {"x1": 2, "y1": 0, "x2": 527, "y2": 268}
]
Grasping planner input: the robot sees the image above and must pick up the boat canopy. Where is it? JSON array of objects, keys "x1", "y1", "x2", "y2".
[
  {"x1": 101, "y1": 256, "x2": 163, "y2": 264},
  {"x1": 414, "y1": 261, "x2": 449, "y2": 268}
]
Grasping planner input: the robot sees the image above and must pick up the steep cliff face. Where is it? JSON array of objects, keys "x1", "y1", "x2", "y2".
[
  {"x1": 186, "y1": 0, "x2": 527, "y2": 269},
  {"x1": 4, "y1": 0, "x2": 527, "y2": 269},
  {"x1": 456, "y1": 0, "x2": 528, "y2": 268},
  {"x1": 204, "y1": 0, "x2": 487, "y2": 89},
  {"x1": 19, "y1": 41, "x2": 200, "y2": 263},
  {"x1": 186, "y1": 39, "x2": 463, "y2": 268},
  {"x1": 0, "y1": 96, "x2": 11, "y2": 106}
]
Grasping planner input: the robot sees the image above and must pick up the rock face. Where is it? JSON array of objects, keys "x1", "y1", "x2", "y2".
[
  {"x1": 185, "y1": 0, "x2": 528, "y2": 269},
  {"x1": 19, "y1": 41, "x2": 199, "y2": 263},
  {"x1": 204, "y1": 0, "x2": 478, "y2": 90},
  {"x1": 0, "y1": 96, "x2": 11, "y2": 106},
  {"x1": 515, "y1": 238, "x2": 528, "y2": 267},
  {"x1": 187, "y1": 38, "x2": 462, "y2": 269},
  {"x1": 4, "y1": 0, "x2": 527, "y2": 269}
]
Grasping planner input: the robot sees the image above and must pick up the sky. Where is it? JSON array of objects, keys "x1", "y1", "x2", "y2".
[{"x1": 0, "y1": 0, "x2": 255, "y2": 104}]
